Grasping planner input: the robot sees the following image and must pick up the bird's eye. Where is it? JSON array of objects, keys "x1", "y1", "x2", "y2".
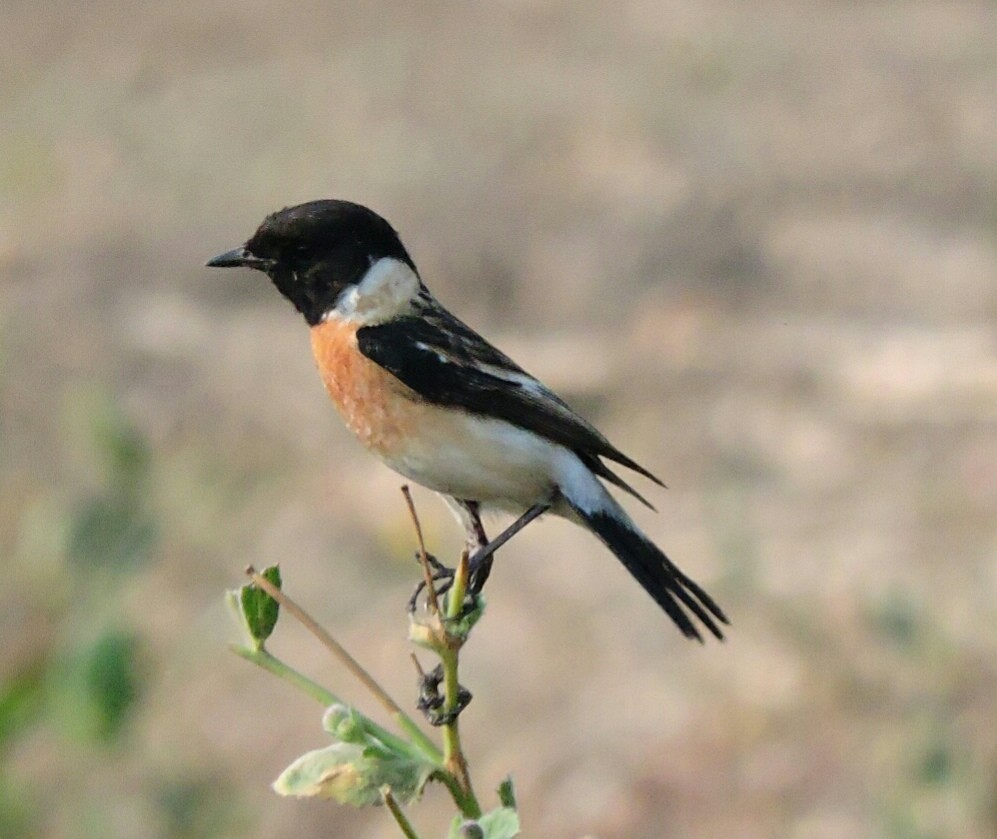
[{"x1": 288, "y1": 242, "x2": 318, "y2": 266}]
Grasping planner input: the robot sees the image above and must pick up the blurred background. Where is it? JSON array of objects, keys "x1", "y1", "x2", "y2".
[{"x1": 2, "y1": 1, "x2": 996, "y2": 837}]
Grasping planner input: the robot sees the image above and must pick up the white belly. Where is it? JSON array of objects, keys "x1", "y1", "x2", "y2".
[{"x1": 379, "y1": 410, "x2": 563, "y2": 510}]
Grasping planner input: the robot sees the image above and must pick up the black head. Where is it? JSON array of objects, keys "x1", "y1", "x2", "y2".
[{"x1": 206, "y1": 200, "x2": 418, "y2": 325}]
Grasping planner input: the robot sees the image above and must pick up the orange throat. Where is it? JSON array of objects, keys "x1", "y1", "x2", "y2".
[{"x1": 309, "y1": 317, "x2": 421, "y2": 457}]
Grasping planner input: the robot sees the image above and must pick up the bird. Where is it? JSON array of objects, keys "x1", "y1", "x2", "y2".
[{"x1": 207, "y1": 199, "x2": 728, "y2": 641}]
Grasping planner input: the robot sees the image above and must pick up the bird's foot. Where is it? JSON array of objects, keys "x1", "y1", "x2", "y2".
[
  {"x1": 407, "y1": 551, "x2": 457, "y2": 612},
  {"x1": 408, "y1": 550, "x2": 488, "y2": 621},
  {"x1": 408, "y1": 553, "x2": 482, "y2": 621}
]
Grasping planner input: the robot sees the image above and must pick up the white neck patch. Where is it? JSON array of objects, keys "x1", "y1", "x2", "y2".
[{"x1": 329, "y1": 257, "x2": 421, "y2": 325}]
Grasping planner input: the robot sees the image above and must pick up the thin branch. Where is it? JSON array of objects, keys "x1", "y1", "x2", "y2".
[
  {"x1": 401, "y1": 494, "x2": 482, "y2": 818},
  {"x1": 402, "y1": 485, "x2": 440, "y2": 615},
  {"x1": 439, "y1": 552, "x2": 481, "y2": 817},
  {"x1": 381, "y1": 787, "x2": 423, "y2": 839},
  {"x1": 229, "y1": 644, "x2": 340, "y2": 706},
  {"x1": 410, "y1": 652, "x2": 427, "y2": 680},
  {"x1": 245, "y1": 566, "x2": 442, "y2": 764},
  {"x1": 232, "y1": 644, "x2": 427, "y2": 763},
  {"x1": 446, "y1": 550, "x2": 470, "y2": 621},
  {"x1": 247, "y1": 566, "x2": 395, "y2": 710}
]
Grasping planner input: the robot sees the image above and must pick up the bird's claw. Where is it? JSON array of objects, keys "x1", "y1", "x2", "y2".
[
  {"x1": 407, "y1": 551, "x2": 459, "y2": 612},
  {"x1": 408, "y1": 549, "x2": 492, "y2": 616}
]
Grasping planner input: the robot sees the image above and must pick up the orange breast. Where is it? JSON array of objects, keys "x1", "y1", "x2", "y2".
[{"x1": 309, "y1": 318, "x2": 421, "y2": 457}]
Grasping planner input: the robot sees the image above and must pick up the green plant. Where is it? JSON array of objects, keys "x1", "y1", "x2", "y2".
[{"x1": 228, "y1": 488, "x2": 519, "y2": 839}]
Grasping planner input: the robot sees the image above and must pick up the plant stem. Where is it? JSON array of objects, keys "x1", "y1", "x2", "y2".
[
  {"x1": 444, "y1": 551, "x2": 469, "y2": 623},
  {"x1": 439, "y1": 645, "x2": 479, "y2": 816},
  {"x1": 246, "y1": 567, "x2": 443, "y2": 764},
  {"x1": 381, "y1": 787, "x2": 423, "y2": 839},
  {"x1": 438, "y1": 553, "x2": 481, "y2": 818},
  {"x1": 402, "y1": 485, "x2": 440, "y2": 615},
  {"x1": 231, "y1": 645, "x2": 433, "y2": 763},
  {"x1": 230, "y1": 644, "x2": 340, "y2": 705}
]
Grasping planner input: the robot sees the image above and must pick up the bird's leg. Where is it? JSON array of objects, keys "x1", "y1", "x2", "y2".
[
  {"x1": 461, "y1": 500, "x2": 489, "y2": 553},
  {"x1": 467, "y1": 500, "x2": 552, "y2": 594},
  {"x1": 407, "y1": 554, "x2": 457, "y2": 612},
  {"x1": 408, "y1": 499, "x2": 487, "y2": 612},
  {"x1": 409, "y1": 498, "x2": 553, "y2": 611},
  {"x1": 454, "y1": 500, "x2": 493, "y2": 592}
]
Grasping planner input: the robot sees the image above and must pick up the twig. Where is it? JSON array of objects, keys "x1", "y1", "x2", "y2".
[
  {"x1": 230, "y1": 644, "x2": 341, "y2": 706},
  {"x1": 381, "y1": 787, "x2": 423, "y2": 839},
  {"x1": 438, "y1": 552, "x2": 479, "y2": 815},
  {"x1": 410, "y1": 652, "x2": 427, "y2": 680},
  {"x1": 402, "y1": 485, "x2": 440, "y2": 615},
  {"x1": 245, "y1": 566, "x2": 442, "y2": 764},
  {"x1": 232, "y1": 644, "x2": 427, "y2": 762},
  {"x1": 401, "y1": 495, "x2": 482, "y2": 819},
  {"x1": 446, "y1": 550, "x2": 470, "y2": 622}
]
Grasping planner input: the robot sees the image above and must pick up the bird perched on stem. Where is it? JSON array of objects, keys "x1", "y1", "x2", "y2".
[{"x1": 207, "y1": 200, "x2": 728, "y2": 641}]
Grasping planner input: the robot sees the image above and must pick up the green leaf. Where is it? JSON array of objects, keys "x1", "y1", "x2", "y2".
[
  {"x1": 496, "y1": 776, "x2": 516, "y2": 810},
  {"x1": 51, "y1": 630, "x2": 142, "y2": 743},
  {"x1": 0, "y1": 660, "x2": 46, "y2": 748},
  {"x1": 478, "y1": 807, "x2": 520, "y2": 838},
  {"x1": 272, "y1": 742, "x2": 434, "y2": 807},
  {"x1": 240, "y1": 565, "x2": 281, "y2": 647},
  {"x1": 444, "y1": 594, "x2": 485, "y2": 639}
]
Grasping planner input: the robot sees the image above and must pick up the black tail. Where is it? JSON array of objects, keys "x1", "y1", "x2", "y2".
[{"x1": 570, "y1": 503, "x2": 729, "y2": 641}]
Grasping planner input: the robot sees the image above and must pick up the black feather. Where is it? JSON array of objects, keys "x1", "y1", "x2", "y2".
[
  {"x1": 565, "y1": 503, "x2": 728, "y2": 641},
  {"x1": 357, "y1": 304, "x2": 664, "y2": 496}
]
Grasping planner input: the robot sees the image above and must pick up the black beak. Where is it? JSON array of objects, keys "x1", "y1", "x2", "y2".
[{"x1": 205, "y1": 246, "x2": 272, "y2": 270}]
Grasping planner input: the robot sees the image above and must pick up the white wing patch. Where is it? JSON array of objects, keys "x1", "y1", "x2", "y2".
[
  {"x1": 414, "y1": 341, "x2": 450, "y2": 364},
  {"x1": 476, "y1": 362, "x2": 547, "y2": 396}
]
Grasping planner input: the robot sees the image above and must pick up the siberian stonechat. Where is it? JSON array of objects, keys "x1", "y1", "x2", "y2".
[{"x1": 207, "y1": 200, "x2": 728, "y2": 641}]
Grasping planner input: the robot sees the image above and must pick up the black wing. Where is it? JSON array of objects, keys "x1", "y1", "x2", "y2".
[{"x1": 356, "y1": 305, "x2": 664, "y2": 506}]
